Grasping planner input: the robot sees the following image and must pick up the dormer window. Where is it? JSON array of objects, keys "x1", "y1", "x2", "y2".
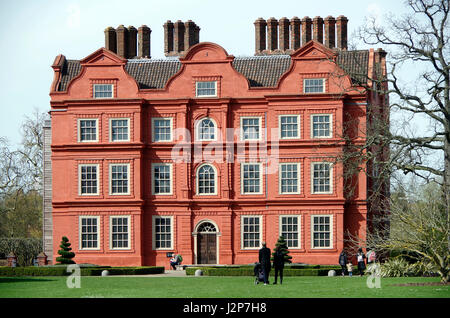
[
  {"x1": 93, "y1": 84, "x2": 114, "y2": 98},
  {"x1": 304, "y1": 78, "x2": 324, "y2": 93},
  {"x1": 196, "y1": 81, "x2": 217, "y2": 97}
]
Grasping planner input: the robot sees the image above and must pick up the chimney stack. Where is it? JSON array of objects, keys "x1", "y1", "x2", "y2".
[
  {"x1": 267, "y1": 17, "x2": 278, "y2": 52},
  {"x1": 104, "y1": 27, "x2": 117, "y2": 53},
  {"x1": 127, "y1": 26, "x2": 138, "y2": 58},
  {"x1": 116, "y1": 25, "x2": 128, "y2": 58},
  {"x1": 313, "y1": 16, "x2": 324, "y2": 44},
  {"x1": 301, "y1": 16, "x2": 312, "y2": 46},
  {"x1": 279, "y1": 17, "x2": 290, "y2": 51},
  {"x1": 324, "y1": 16, "x2": 336, "y2": 48},
  {"x1": 138, "y1": 25, "x2": 151, "y2": 58},
  {"x1": 336, "y1": 15, "x2": 348, "y2": 50},
  {"x1": 254, "y1": 18, "x2": 267, "y2": 54},
  {"x1": 164, "y1": 20, "x2": 200, "y2": 56},
  {"x1": 290, "y1": 17, "x2": 301, "y2": 51}
]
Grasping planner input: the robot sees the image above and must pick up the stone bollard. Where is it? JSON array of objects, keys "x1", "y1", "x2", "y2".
[
  {"x1": 194, "y1": 269, "x2": 203, "y2": 277},
  {"x1": 328, "y1": 270, "x2": 336, "y2": 277},
  {"x1": 37, "y1": 252, "x2": 48, "y2": 266},
  {"x1": 101, "y1": 270, "x2": 110, "y2": 277},
  {"x1": 7, "y1": 252, "x2": 17, "y2": 267}
]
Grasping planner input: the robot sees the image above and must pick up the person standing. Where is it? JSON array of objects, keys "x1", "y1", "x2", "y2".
[
  {"x1": 346, "y1": 262, "x2": 353, "y2": 277},
  {"x1": 273, "y1": 246, "x2": 285, "y2": 284},
  {"x1": 338, "y1": 250, "x2": 348, "y2": 277},
  {"x1": 259, "y1": 242, "x2": 271, "y2": 285},
  {"x1": 357, "y1": 248, "x2": 366, "y2": 276}
]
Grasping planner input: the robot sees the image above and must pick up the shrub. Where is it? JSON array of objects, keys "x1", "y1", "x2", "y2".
[
  {"x1": 56, "y1": 236, "x2": 75, "y2": 264},
  {"x1": 379, "y1": 258, "x2": 414, "y2": 277},
  {"x1": 0, "y1": 238, "x2": 42, "y2": 266},
  {"x1": 185, "y1": 265, "x2": 350, "y2": 276},
  {"x1": 0, "y1": 266, "x2": 164, "y2": 276}
]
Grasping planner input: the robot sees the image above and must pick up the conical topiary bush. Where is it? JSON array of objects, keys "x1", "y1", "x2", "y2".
[
  {"x1": 271, "y1": 236, "x2": 292, "y2": 264},
  {"x1": 56, "y1": 236, "x2": 76, "y2": 264}
]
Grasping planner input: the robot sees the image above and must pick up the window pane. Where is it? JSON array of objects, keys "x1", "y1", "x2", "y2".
[
  {"x1": 153, "y1": 119, "x2": 172, "y2": 142},
  {"x1": 155, "y1": 217, "x2": 172, "y2": 249}
]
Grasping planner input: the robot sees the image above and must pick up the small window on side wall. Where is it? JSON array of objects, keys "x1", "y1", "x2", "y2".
[{"x1": 93, "y1": 84, "x2": 113, "y2": 98}]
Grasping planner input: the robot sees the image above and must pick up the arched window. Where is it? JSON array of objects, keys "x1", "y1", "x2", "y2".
[
  {"x1": 196, "y1": 222, "x2": 217, "y2": 233},
  {"x1": 196, "y1": 118, "x2": 216, "y2": 141},
  {"x1": 197, "y1": 164, "x2": 217, "y2": 195}
]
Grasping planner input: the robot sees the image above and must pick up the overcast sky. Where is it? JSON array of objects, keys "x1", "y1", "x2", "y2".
[{"x1": 0, "y1": 0, "x2": 409, "y2": 146}]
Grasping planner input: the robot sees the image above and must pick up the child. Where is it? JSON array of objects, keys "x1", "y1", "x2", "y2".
[{"x1": 346, "y1": 262, "x2": 353, "y2": 277}]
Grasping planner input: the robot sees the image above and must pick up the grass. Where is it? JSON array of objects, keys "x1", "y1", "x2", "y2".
[{"x1": 0, "y1": 276, "x2": 449, "y2": 298}]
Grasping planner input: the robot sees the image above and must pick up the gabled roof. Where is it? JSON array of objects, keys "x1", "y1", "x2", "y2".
[{"x1": 56, "y1": 49, "x2": 370, "y2": 91}]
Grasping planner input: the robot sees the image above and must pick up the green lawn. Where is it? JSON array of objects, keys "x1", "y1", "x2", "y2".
[{"x1": 0, "y1": 276, "x2": 449, "y2": 298}]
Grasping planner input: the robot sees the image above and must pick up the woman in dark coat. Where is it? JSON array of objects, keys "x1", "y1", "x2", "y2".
[
  {"x1": 356, "y1": 248, "x2": 366, "y2": 276},
  {"x1": 338, "y1": 250, "x2": 348, "y2": 276},
  {"x1": 273, "y1": 246, "x2": 285, "y2": 284}
]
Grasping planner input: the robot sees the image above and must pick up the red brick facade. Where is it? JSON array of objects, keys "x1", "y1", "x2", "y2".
[{"x1": 48, "y1": 23, "x2": 386, "y2": 268}]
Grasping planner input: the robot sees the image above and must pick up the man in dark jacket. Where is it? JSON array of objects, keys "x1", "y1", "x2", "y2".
[
  {"x1": 338, "y1": 250, "x2": 348, "y2": 276},
  {"x1": 259, "y1": 242, "x2": 271, "y2": 285}
]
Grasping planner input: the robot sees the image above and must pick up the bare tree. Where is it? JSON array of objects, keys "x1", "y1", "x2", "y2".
[{"x1": 335, "y1": 0, "x2": 449, "y2": 282}]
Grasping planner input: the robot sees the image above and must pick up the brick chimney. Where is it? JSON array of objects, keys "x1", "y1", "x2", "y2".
[
  {"x1": 138, "y1": 25, "x2": 151, "y2": 58},
  {"x1": 279, "y1": 17, "x2": 290, "y2": 51},
  {"x1": 104, "y1": 27, "x2": 117, "y2": 53},
  {"x1": 254, "y1": 17, "x2": 267, "y2": 54},
  {"x1": 324, "y1": 16, "x2": 336, "y2": 48},
  {"x1": 290, "y1": 17, "x2": 301, "y2": 51},
  {"x1": 313, "y1": 16, "x2": 324, "y2": 44},
  {"x1": 301, "y1": 16, "x2": 312, "y2": 46},
  {"x1": 116, "y1": 25, "x2": 128, "y2": 58},
  {"x1": 127, "y1": 26, "x2": 138, "y2": 58},
  {"x1": 336, "y1": 15, "x2": 348, "y2": 50},
  {"x1": 267, "y1": 17, "x2": 278, "y2": 52},
  {"x1": 164, "y1": 20, "x2": 200, "y2": 56}
]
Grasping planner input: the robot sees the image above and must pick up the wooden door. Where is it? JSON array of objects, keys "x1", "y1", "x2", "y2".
[{"x1": 197, "y1": 233, "x2": 217, "y2": 264}]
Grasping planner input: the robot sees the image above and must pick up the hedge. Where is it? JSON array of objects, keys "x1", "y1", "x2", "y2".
[
  {"x1": 0, "y1": 266, "x2": 164, "y2": 277},
  {"x1": 185, "y1": 265, "x2": 357, "y2": 276}
]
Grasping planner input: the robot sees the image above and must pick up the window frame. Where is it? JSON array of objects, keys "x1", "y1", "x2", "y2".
[
  {"x1": 93, "y1": 84, "x2": 114, "y2": 99},
  {"x1": 278, "y1": 162, "x2": 301, "y2": 195},
  {"x1": 279, "y1": 115, "x2": 301, "y2": 140},
  {"x1": 241, "y1": 215, "x2": 262, "y2": 250},
  {"x1": 279, "y1": 215, "x2": 301, "y2": 249},
  {"x1": 109, "y1": 163, "x2": 130, "y2": 196},
  {"x1": 152, "y1": 215, "x2": 174, "y2": 250},
  {"x1": 303, "y1": 78, "x2": 325, "y2": 93},
  {"x1": 240, "y1": 162, "x2": 263, "y2": 195},
  {"x1": 310, "y1": 114, "x2": 333, "y2": 139},
  {"x1": 195, "y1": 81, "x2": 217, "y2": 97},
  {"x1": 79, "y1": 216, "x2": 101, "y2": 251},
  {"x1": 109, "y1": 215, "x2": 131, "y2": 250},
  {"x1": 151, "y1": 117, "x2": 173, "y2": 142},
  {"x1": 109, "y1": 118, "x2": 130, "y2": 142},
  {"x1": 310, "y1": 162, "x2": 333, "y2": 194},
  {"x1": 196, "y1": 163, "x2": 218, "y2": 196},
  {"x1": 78, "y1": 163, "x2": 100, "y2": 196},
  {"x1": 240, "y1": 116, "x2": 262, "y2": 141},
  {"x1": 77, "y1": 118, "x2": 99, "y2": 143},
  {"x1": 310, "y1": 215, "x2": 333, "y2": 249},
  {"x1": 151, "y1": 163, "x2": 173, "y2": 195}
]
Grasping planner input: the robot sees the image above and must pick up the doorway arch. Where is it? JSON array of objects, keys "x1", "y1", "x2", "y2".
[{"x1": 193, "y1": 220, "x2": 220, "y2": 264}]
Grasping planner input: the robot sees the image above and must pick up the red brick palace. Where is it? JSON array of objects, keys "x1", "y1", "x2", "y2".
[{"x1": 43, "y1": 16, "x2": 388, "y2": 267}]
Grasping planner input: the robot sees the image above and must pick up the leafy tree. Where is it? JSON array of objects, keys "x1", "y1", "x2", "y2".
[
  {"x1": 271, "y1": 236, "x2": 292, "y2": 264},
  {"x1": 56, "y1": 236, "x2": 76, "y2": 264}
]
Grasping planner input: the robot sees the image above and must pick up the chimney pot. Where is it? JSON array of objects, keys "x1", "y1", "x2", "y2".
[
  {"x1": 324, "y1": 16, "x2": 336, "y2": 49},
  {"x1": 164, "y1": 20, "x2": 174, "y2": 56},
  {"x1": 116, "y1": 25, "x2": 128, "y2": 58},
  {"x1": 301, "y1": 16, "x2": 312, "y2": 46},
  {"x1": 279, "y1": 17, "x2": 290, "y2": 52},
  {"x1": 290, "y1": 17, "x2": 301, "y2": 51},
  {"x1": 313, "y1": 16, "x2": 324, "y2": 44},
  {"x1": 336, "y1": 15, "x2": 348, "y2": 50},
  {"x1": 138, "y1": 25, "x2": 151, "y2": 58},
  {"x1": 174, "y1": 20, "x2": 185, "y2": 53},
  {"x1": 127, "y1": 26, "x2": 138, "y2": 59},
  {"x1": 104, "y1": 27, "x2": 117, "y2": 53},
  {"x1": 254, "y1": 18, "x2": 267, "y2": 54},
  {"x1": 267, "y1": 17, "x2": 278, "y2": 52},
  {"x1": 184, "y1": 20, "x2": 197, "y2": 51}
]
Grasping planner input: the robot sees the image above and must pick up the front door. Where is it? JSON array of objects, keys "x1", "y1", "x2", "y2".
[{"x1": 197, "y1": 233, "x2": 217, "y2": 264}]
